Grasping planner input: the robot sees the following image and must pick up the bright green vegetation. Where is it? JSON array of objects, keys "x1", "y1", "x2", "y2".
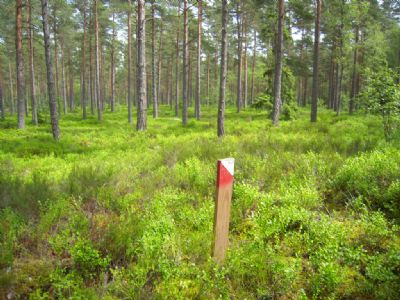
[{"x1": 1, "y1": 107, "x2": 400, "y2": 299}]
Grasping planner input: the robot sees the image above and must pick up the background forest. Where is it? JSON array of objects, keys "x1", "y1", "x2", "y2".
[{"x1": 1, "y1": 0, "x2": 400, "y2": 299}]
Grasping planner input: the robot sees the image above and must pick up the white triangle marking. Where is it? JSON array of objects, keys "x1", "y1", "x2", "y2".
[{"x1": 220, "y1": 158, "x2": 235, "y2": 176}]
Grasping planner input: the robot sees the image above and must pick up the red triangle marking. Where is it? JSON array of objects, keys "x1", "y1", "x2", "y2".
[{"x1": 217, "y1": 161, "x2": 234, "y2": 187}]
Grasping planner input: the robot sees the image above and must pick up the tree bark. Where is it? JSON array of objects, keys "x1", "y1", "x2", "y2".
[
  {"x1": 137, "y1": 0, "x2": 147, "y2": 130},
  {"x1": 94, "y1": 0, "x2": 102, "y2": 121},
  {"x1": 27, "y1": 0, "x2": 38, "y2": 125},
  {"x1": 311, "y1": 0, "x2": 321, "y2": 123},
  {"x1": 157, "y1": 27, "x2": 163, "y2": 110},
  {"x1": 41, "y1": 0, "x2": 60, "y2": 140},
  {"x1": 89, "y1": 8, "x2": 94, "y2": 115},
  {"x1": 175, "y1": 0, "x2": 181, "y2": 117},
  {"x1": 272, "y1": 0, "x2": 284, "y2": 125},
  {"x1": 127, "y1": 0, "x2": 133, "y2": 123},
  {"x1": 111, "y1": 11, "x2": 116, "y2": 112},
  {"x1": 53, "y1": 6, "x2": 61, "y2": 116},
  {"x1": 182, "y1": 0, "x2": 189, "y2": 125},
  {"x1": 0, "y1": 55, "x2": 4, "y2": 120},
  {"x1": 151, "y1": 1, "x2": 158, "y2": 118},
  {"x1": 69, "y1": 60, "x2": 74, "y2": 111},
  {"x1": 8, "y1": 62, "x2": 15, "y2": 115},
  {"x1": 350, "y1": 26, "x2": 359, "y2": 115},
  {"x1": 250, "y1": 29, "x2": 256, "y2": 105},
  {"x1": 243, "y1": 21, "x2": 248, "y2": 109},
  {"x1": 206, "y1": 54, "x2": 210, "y2": 105},
  {"x1": 16, "y1": 0, "x2": 25, "y2": 129},
  {"x1": 218, "y1": 0, "x2": 228, "y2": 137},
  {"x1": 81, "y1": 0, "x2": 87, "y2": 119},
  {"x1": 236, "y1": 1, "x2": 242, "y2": 113},
  {"x1": 61, "y1": 46, "x2": 68, "y2": 114},
  {"x1": 195, "y1": 0, "x2": 202, "y2": 119}
]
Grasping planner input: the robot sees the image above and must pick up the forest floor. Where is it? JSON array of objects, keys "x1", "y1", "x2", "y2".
[{"x1": 1, "y1": 106, "x2": 400, "y2": 299}]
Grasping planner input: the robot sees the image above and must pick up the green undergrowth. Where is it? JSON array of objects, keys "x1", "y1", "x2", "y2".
[{"x1": 0, "y1": 106, "x2": 399, "y2": 299}]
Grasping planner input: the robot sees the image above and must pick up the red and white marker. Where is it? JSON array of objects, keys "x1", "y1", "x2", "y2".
[{"x1": 212, "y1": 158, "x2": 235, "y2": 263}]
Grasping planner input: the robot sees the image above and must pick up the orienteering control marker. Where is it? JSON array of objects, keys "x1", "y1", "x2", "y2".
[{"x1": 212, "y1": 158, "x2": 235, "y2": 263}]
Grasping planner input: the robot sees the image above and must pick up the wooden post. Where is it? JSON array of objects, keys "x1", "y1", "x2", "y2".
[{"x1": 212, "y1": 158, "x2": 235, "y2": 263}]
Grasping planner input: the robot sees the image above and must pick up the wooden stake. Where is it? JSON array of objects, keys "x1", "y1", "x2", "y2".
[{"x1": 212, "y1": 158, "x2": 235, "y2": 263}]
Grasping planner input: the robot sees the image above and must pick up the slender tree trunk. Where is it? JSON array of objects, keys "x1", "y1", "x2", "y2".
[
  {"x1": 350, "y1": 26, "x2": 359, "y2": 115},
  {"x1": 41, "y1": 0, "x2": 60, "y2": 140},
  {"x1": 89, "y1": 9, "x2": 94, "y2": 115},
  {"x1": 137, "y1": 0, "x2": 147, "y2": 130},
  {"x1": 182, "y1": 0, "x2": 189, "y2": 125},
  {"x1": 167, "y1": 57, "x2": 172, "y2": 108},
  {"x1": 53, "y1": 7, "x2": 61, "y2": 116},
  {"x1": 81, "y1": 0, "x2": 87, "y2": 119},
  {"x1": 250, "y1": 28, "x2": 256, "y2": 105},
  {"x1": 27, "y1": 0, "x2": 38, "y2": 125},
  {"x1": 236, "y1": 2, "x2": 242, "y2": 113},
  {"x1": 311, "y1": 0, "x2": 321, "y2": 123},
  {"x1": 61, "y1": 46, "x2": 68, "y2": 114},
  {"x1": 111, "y1": 11, "x2": 116, "y2": 112},
  {"x1": 337, "y1": 63, "x2": 343, "y2": 116},
  {"x1": 303, "y1": 75, "x2": 308, "y2": 106},
  {"x1": 16, "y1": 0, "x2": 25, "y2": 129},
  {"x1": 243, "y1": 22, "x2": 248, "y2": 109},
  {"x1": 94, "y1": 0, "x2": 102, "y2": 121},
  {"x1": 175, "y1": 0, "x2": 181, "y2": 117},
  {"x1": 206, "y1": 54, "x2": 210, "y2": 105},
  {"x1": 157, "y1": 28, "x2": 163, "y2": 109},
  {"x1": 8, "y1": 62, "x2": 15, "y2": 115},
  {"x1": 188, "y1": 50, "x2": 192, "y2": 106},
  {"x1": 69, "y1": 63, "x2": 74, "y2": 111},
  {"x1": 272, "y1": 0, "x2": 284, "y2": 125},
  {"x1": 195, "y1": 0, "x2": 202, "y2": 119},
  {"x1": 218, "y1": 0, "x2": 228, "y2": 137},
  {"x1": 151, "y1": 1, "x2": 158, "y2": 118},
  {"x1": 0, "y1": 55, "x2": 4, "y2": 120},
  {"x1": 127, "y1": 0, "x2": 133, "y2": 123},
  {"x1": 328, "y1": 48, "x2": 335, "y2": 109}
]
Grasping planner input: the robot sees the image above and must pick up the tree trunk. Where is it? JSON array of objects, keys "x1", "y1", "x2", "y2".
[
  {"x1": 81, "y1": 0, "x2": 87, "y2": 119},
  {"x1": 195, "y1": 0, "x2": 202, "y2": 119},
  {"x1": 236, "y1": 2, "x2": 242, "y2": 113},
  {"x1": 127, "y1": 0, "x2": 133, "y2": 123},
  {"x1": 311, "y1": 0, "x2": 321, "y2": 123},
  {"x1": 336, "y1": 63, "x2": 343, "y2": 116},
  {"x1": 0, "y1": 55, "x2": 4, "y2": 120},
  {"x1": 182, "y1": 0, "x2": 189, "y2": 125},
  {"x1": 61, "y1": 46, "x2": 68, "y2": 114},
  {"x1": 151, "y1": 1, "x2": 158, "y2": 118},
  {"x1": 94, "y1": 0, "x2": 102, "y2": 121},
  {"x1": 175, "y1": 0, "x2": 181, "y2": 117},
  {"x1": 89, "y1": 8, "x2": 94, "y2": 115},
  {"x1": 250, "y1": 29, "x2": 256, "y2": 105},
  {"x1": 41, "y1": 0, "x2": 60, "y2": 140},
  {"x1": 69, "y1": 63, "x2": 74, "y2": 111},
  {"x1": 137, "y1": 0, "x2": 147, "y2": 130},
  {"x1": 16, "y1": 0, "x2": 25, "y2": 129},
  {"x1": 303, "y1": 75, "x2": 308, "y2": 106},
  {"x1": 272, "y1": 0, "x2": 284, "y2": 125},
  {"x1": 27, "y1": 0, "x2": 38, "y2": 125},
  {"x1": 9, "y1": 62, "x2": 15, "y2": 115},
  {"x1": 328, "y1": 48, "x2": 335, "y2": 109},
  {"x1": 167, "y1": 57, "x2": 172, "y2": 108},
  {"x1": 157, "y1": 27, "x2": 163, "y2": 109},
  {"x1": 111, "y1": 11, "x2": 116, "y2": 112},
  {"x1": 206, "y1": 54, "x2": 210, "y2": 105},
  {"x1": 53, "y1": 7, "x2": 61, "y2": 116},
  {"x1": 350, "y1": 26, "x2": 359, "y2": 115},
  {"x1": 218, "y1": 0, "x2": 228, "y2": 137},
  {"x1": 243, "y1": 21, "x2": 248, "y2": 109}
]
